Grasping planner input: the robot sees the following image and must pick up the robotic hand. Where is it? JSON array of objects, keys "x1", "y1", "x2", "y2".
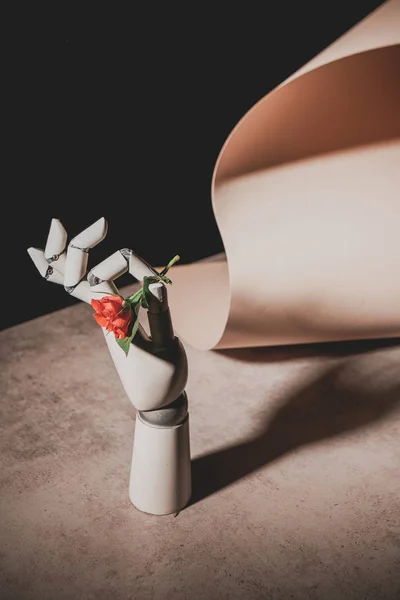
[
  {"x1": 27, "y1": 217, "x2": 188, "y2": 415},
  {"x1": 28, "y1": 217, "x2": 191, "y2": 514}
]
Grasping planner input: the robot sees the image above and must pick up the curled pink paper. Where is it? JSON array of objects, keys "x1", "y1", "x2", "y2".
[{"x1": 168, "y1": 0, "x2": 400, "y2": 350}]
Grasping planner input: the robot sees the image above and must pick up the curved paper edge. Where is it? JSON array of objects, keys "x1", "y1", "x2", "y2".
[
  {"x1": 168, "y1": 0, "x2": 400, "y2": 350},
  {"x1": 167, "y1": 260, "x2": 231, "y2": 351}
]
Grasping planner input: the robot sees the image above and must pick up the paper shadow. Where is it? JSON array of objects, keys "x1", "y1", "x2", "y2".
[
  {"x1": 189, "y1": 358, "x2": 400, "y2": 506},
  {"x1": 217, "y1": 337, "x2": 400, "y2": 364}
]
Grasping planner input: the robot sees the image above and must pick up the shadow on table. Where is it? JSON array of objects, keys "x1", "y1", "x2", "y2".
[
  {"x1": 217, "y1": 337, "x2": 400, "y2": 364},
  {"x1": 189, "y1": 346, "x2": 400, "y2": 507}
]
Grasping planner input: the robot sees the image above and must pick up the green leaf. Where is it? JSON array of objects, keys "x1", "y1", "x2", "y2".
[
  {"x1": 115, "y1": 254, "x2": 180, "y2": 357},
  {"x1": 134, "y1": 299, "x2": 141, "y2": 316},
  {"x1": 116, "y1": 301, "x2": 142, "y2": 356},
  {"x1": 116, "y1": 335, "x2": 132, "y2": 356},
  {"x1": 125, "y1": 288, "x2": 143, "y2": 305},
  {"x1": 160, "y1": 254, "x2": 180, "y2": 276},
  {"x1": 141, "y1": 275, "x2": 166, "y2": 308},
  {"x1": 130, "y1": 303, "x2": 141, "y2": 339},
  {"x1": 141, "y1": 276, "x2": 151, "y2": 309},
  {"x1": 160, "y1": 275, "x2": 172, "y2": 284}
]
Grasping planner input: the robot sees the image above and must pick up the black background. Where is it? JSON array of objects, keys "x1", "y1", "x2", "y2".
[{"x1": 4, "y1": 1, "x2": 385, "y2": 330}]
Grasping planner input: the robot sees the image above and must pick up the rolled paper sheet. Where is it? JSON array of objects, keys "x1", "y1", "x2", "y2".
[
  {"x1": 44, "y1": 218, "x2": 67, "y2": 272},
  {"x1": 167, "y1": 0, "x2": 400, "y2": 350}
]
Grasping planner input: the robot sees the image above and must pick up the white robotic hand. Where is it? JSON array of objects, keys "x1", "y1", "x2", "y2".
[
  {"x1": 28, "y1": 216, "x2": 192, "y2": 515},
  {"x1": 27, "y1": 217, "x2": 188, "y2": 413}
]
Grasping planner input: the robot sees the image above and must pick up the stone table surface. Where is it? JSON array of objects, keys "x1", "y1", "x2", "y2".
[{"x1": 1, "y1": 295, "x2": 400, "y2": 600}]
